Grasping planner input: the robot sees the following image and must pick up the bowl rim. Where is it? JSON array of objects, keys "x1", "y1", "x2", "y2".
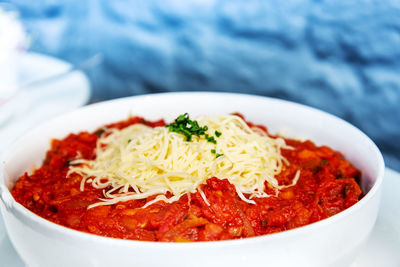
[{"x1": 0, "y1": 91, "x2": 385, "y2": 248}]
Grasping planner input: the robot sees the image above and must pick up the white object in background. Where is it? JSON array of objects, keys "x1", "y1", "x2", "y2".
[
  {"x1": 0, "y1": 4, "x2": 27, "y2": 103},
  {"x1": 0, "y1": 52, "x2": 91, "y2": 155},
  {"x1": 0, "y1": 53, "x2": 100, "y2": 126}
]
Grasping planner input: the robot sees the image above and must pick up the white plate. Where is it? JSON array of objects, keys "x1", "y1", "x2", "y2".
[
  {"x1": 0, "y1": 52, "x2": 90, "y2": 154},
  {"x1": 0, "y1": 168, "x2": 399, "y2": 267}
]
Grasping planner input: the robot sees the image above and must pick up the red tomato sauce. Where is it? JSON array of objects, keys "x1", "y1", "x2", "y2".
[{"x1": 11, "y1": 116, "x2": 362, "y2": 242}]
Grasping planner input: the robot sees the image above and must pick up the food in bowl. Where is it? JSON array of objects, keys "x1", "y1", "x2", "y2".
[
  {"x1": 0, "y1": 93, "x2": 384, "y2": 267},
  {"x1": 11, "y1": 112, "x2": 363, "y2": 242}
]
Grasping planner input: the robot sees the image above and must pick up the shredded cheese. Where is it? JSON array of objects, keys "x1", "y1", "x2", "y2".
[{"x1": 68, "y1": 115, "x2": 299, "y2": 208}]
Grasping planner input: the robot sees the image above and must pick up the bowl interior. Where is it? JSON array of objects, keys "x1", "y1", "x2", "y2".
[{"x1": 2, "y1": 92, "x2": 383, "y2": 201}]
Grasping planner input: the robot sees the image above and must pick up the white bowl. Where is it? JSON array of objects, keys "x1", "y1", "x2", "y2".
[{"x1": 0, "y1": 92, "x2": 384, "y2": 267}]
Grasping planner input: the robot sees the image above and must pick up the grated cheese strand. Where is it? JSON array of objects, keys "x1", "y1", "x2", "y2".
[{"x1": 68, "y1": 115, "x2": 298, "y2": 208}]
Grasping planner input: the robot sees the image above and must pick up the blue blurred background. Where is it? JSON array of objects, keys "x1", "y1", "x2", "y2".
[{"x1": 4, "y1": 0, "x2": 400, "y2": 171}]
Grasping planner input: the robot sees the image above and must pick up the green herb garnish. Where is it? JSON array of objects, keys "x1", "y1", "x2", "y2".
[
  {"x1": 205, "y1": 134, "x2": 217, "y2": 144},
  {"x1": 166, "y1": 113, "x2": 208, "y2": 142},
  {"x1": 211, "y1": 149, "x2": 223, "y2": 158},
  {"x1": 167, "y1": 113, "x2": 223, "y2": 157}
]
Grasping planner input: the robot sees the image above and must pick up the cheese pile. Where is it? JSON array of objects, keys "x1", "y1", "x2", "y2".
[{"x1": 68, "y1": 115, "x2": 299, "y2": 208}]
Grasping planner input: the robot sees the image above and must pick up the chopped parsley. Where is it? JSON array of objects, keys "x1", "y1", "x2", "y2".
[
  {"x1": 166, "y1": 113, "x2": 208, "y2": 142},
  {"x1": 167, "y1": 113, "x2": 224, "y2": 157},
  {"x1": 205, "y1": 134, "x2": 217, "y2": 144},
  {"x1": 211, "y1": 149, "x2": 224, "y2": 159}
]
